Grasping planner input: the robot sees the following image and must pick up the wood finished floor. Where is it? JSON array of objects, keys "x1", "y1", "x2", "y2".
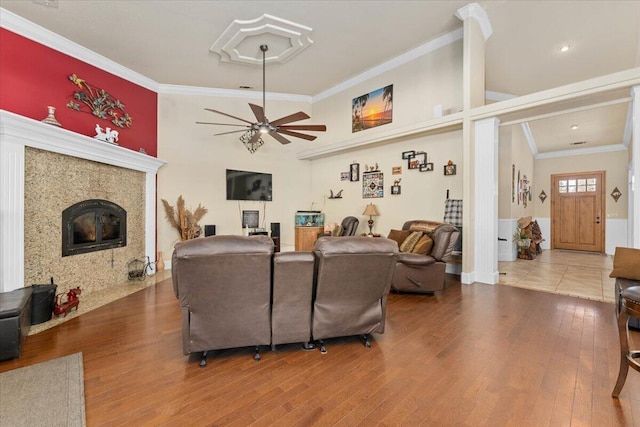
[{"x1": 1, "y1": 276, "x2": 639, "y2": 426}]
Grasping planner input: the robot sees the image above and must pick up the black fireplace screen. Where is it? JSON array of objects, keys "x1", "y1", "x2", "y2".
[{"x1": 62, "y1": 199, "x2": 127, "y2": 256}]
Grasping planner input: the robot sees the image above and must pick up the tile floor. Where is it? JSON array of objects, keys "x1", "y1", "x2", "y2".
[{"x1": 498, "y1": 249, "x2": 615, "y2": 303}]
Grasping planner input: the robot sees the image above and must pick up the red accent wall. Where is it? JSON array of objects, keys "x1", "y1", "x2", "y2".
[{"x1": 0, "y1": 29, "x2": 157, "y2": 157}]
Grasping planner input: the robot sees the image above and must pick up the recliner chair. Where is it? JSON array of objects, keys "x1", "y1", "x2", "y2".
[
  {"x1": 172, "y1": 235, "x2": 274, "y2": 366},
  {"x1": 318, "y1": 216, "x2": 360, "y2": 238},
  {"x1": 310, "y1": 236, "x2": 398, "y2": 352}
]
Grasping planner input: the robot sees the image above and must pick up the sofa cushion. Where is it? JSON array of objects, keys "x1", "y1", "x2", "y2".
[
  {"x1": 387, "y1": 229, "x2": 411, "y2": 247},
  {"x1": 399, "y1": 231, "x2": 423, "y2": 252},
  {"x1": 411, "y1": 234, "x2": 434, "y2": 255},
  {"x1": 610, "y1": 247, "x2": 640, "y2": 280}
]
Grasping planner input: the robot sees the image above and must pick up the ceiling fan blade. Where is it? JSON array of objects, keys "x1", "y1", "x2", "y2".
[
  {"x1": 270, "y1": 111, "x2": 311, "y2": 127},
  {"x1": 278, "y1": 124, "x2": 327, "y2": 132},
  {"x1": 248, "y1": 103, "x2": 265, "y2": 123},
  {"x1": 276, "y1": 129, "x2": 317, "y2": 141},
  {"x1": 204, "y1": 108, "x2": 254, "y2": 124},
  {"x1": 196, "y1": 121, "x2": 250, "y2": 127},
  {"x1": 213, "y1": 129, "x2": 251, "y2": 136},
  {"x1": 268, "y1": 131, "x2": 291, "y2": 145}
]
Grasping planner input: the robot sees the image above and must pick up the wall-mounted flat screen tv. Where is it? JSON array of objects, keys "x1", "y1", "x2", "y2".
[{"x1": 226, "y1": 169, "x2": 272, "y2": 201}]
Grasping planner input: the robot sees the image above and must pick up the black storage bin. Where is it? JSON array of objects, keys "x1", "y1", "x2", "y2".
[{"x1": 30, "y1": 284, "x2": 57, "y2": 325}]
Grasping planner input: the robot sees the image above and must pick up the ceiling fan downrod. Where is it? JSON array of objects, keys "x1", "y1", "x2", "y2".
[{"x1": 260, "y1": 44, "x2": 268, "y2": 133}]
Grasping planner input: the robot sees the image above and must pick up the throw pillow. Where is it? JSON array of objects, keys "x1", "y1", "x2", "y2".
[
  {"x1": 609, "y1": 247, "x2": 640, "y2": 280},
  {"x1": 332, "y1": 225, "x2": 343, "y2": 237},
  {"x1": 387, "y1": 229, "x2": 411, "y2": 247},
  {"x1": 412, "y1": 234, "x2": 434, "y2": 255},
  {"x1": 408, "y1": 221, "x2": 442, "y2": 236},
  {"x1": 399, "y1": 231, "x2": 423, "y2": 252}
]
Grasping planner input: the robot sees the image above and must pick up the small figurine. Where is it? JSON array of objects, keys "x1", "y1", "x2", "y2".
[
  {"x1": 94, "y1": 124, "x2": 119, "y2": 144},
  {"x1": 53, "y1": 287, "x2": 82, "y2": 317}
]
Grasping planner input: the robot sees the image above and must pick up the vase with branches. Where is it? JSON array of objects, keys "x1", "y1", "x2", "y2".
[{"x1": 161, "y1": 195, "x2": 208, "y2": 241}]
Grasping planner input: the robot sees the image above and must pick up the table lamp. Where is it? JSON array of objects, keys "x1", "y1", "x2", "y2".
[{"x1": 362, "y1": 203, "x2": 380, "y2": 235}]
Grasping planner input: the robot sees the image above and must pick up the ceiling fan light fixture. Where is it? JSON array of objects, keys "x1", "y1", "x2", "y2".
[{"x1": 258, "y1": 124, "x2": 270, "y2": 134}]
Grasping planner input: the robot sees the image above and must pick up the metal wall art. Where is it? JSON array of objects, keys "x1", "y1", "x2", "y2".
[
  {"x1": 611, "y1": 187, "x2": 622, "y2": 202},
  {"x1": 538, "y1": 190, "x2": 547, "y2": 203},
  {"x1": 66, "y1": 74, "x2": 133, "y2": 128}
]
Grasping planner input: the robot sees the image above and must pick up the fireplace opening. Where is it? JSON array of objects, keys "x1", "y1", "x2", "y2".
[{"x1": 62, "y1": 199, "x2": 127, "y2": 256}]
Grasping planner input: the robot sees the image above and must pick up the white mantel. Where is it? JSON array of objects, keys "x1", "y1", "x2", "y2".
[{"x1": 0, "y1": 109, "x2": 166, "y2": 292}]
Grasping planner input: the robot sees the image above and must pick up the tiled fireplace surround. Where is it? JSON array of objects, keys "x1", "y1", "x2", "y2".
[{"x1": 0, "y1": 110, "x2": 165, "y2": 294}]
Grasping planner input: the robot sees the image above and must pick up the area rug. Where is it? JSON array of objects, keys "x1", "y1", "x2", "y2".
[{"x1": 0, "y1": 353, "x2": 86, "y2": 427}]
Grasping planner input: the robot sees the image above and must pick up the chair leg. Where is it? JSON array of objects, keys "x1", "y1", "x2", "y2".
[
  {"x1": 362, "y1": 334, "x2": 371, "y2": 348},
  {"x1": 612, "y1": 311, "x2": 630, "y2": 398},
  {"x1": 199, "y1": 351, "x2": 208, "y2": 368}
]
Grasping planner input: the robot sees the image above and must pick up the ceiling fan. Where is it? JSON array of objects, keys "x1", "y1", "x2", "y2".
[{"x1": 196, "y1": 44, "x2": 326, "y2": 152}]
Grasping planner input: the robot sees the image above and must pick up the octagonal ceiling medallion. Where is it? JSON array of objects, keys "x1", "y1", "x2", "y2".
[{"x1": 210, "y1": 14, "x2": 313, "y2": 65}]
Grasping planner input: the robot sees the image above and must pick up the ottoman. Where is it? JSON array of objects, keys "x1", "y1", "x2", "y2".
[{"x1": 0, "y1": 287, "x2": 33, "y2": 361}]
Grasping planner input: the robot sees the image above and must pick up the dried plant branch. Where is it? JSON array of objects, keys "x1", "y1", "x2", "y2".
[{"x1": 161, "y1": 196, "x2": 207, "y2": 241}]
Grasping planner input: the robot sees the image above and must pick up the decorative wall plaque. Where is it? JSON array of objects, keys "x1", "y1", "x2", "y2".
[
  {"x1": 538, "y1": 190, "x2": 547, "y2": 203},
  {"x1": 611, "y1": 187, "x2": 622, "y2": 202}
]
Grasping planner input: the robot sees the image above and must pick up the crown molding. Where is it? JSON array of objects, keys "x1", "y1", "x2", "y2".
[
  {"x1": 520, "y1": 122, "x2": 539, "y2": 157},
  {"x1": 312, "y1": 27, "x2": 463, "y2": 103},
  {"x1": 535, "y1": 143, "x2": 627, "y2": 160},
  {"x1": 455, "y1": 3, "x2": 493, "y2": 40},
  {"x1": 158, "y1": 84, "x2": 311, "y2": 103},
  {"x1": 0, "y1": 7, "x2": 159, "y2": 92}
]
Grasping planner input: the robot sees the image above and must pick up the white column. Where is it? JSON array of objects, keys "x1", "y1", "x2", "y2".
[
  {"x1": 472, "y1": 117, "x2": 500, "y2": 285},
  {"x1": 631, "y1": 86, "x2": 640, "y2": 248},
  {"x1": 0, "y1": 140, "x2": 25, "y2": 292},
  {"x1": 145, "y1": 172, "x2": 158, "y2": 265}
]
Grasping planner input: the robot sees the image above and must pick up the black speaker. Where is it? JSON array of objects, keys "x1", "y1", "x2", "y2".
[
  {"x1": 270, "y1": 222, "x2": 280, "y2": 238},
  {"x1": 204, "y1": 225, "x2": 216, "y2": 236}
]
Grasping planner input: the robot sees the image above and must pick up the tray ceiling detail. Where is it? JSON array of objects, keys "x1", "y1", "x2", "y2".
[{"x1": 210, "y1": 14, "x2": 313, "y2": 65}]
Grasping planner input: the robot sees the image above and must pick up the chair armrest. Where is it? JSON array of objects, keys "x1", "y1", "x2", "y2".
[{"x1": 397, "y1": 253, "x2": 438, "y2": 267}]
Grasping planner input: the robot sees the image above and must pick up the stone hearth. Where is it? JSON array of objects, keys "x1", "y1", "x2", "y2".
[{"x1": 0, "y1": 110, "x2": 165, "y2": 294}]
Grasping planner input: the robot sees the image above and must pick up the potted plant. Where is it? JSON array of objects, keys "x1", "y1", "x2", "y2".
[{"x1": 513, "y1": 229, "x2": 531, "y2": 248}]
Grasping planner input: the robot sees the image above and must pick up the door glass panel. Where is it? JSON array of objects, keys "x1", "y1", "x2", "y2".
[
  {"x1": 587, "y1": 185, "x2": 596, "y2": 192},
  {"x1": 577, "y1": 179, "x2": 586, "y2": 186},
  {"x1": 568, "y1": 186, "x2": 576, "y2": 193},
  {"x1": 559, "y1": 187, "x2": 567, "y2": 193},
  {"x1": 577, "y1": 185, "x2": 586, "y2": 192},
  {"x1": 587, "y1": 178, "x2": 596, "y2": 185},
  {"x1": 559, "y1": 180, "x2": 567, "y2": 186},
  {"x1": 568, "y1": 179, "x2": 576, "y2": 186}
]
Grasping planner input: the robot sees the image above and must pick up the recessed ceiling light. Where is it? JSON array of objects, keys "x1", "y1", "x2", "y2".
[
  {"x1": 560, "y1": 45, "x2": 570, "y2": 53},
  {"x1": 32, "y1": 0, "x2": 58, "y2": 7},
  {"x1": 570, "y1": 124, "x2": 579, "y2": 130}
]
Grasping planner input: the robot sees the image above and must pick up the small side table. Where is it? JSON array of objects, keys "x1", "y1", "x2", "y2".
[{"x1": 612, "y1": 286, "x2": 640, "y2": 397}]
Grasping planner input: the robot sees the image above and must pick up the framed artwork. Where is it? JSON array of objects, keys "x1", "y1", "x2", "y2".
[
  {"x1": 408, "y1": 152, "x2": 426, "y2": 170},
  {"x1": 392, "y1": 166, "x2": 402, "y2": 175},
  {"x1": 352, "y1": 84, "x2": 393, "y2": 133},
  {"x1": 420, "y1": 162, "x2": 434, "y2": 172},
  {"x1": 444, "y1": 164, "x2": 456, "y2": 176},
  {"x1": 363, "y1": 171, "x2": 384, "y2": 198},
  {"x1": 402, "y1": 150, "x2": 415, "y2": 160},
  {"x1": 391, "y1": 185, "x2": 401, "y2": 195},
  {"x1": 340, "y1": 172, "x2": 350, "y2": 181},
  {"x1": 350, "y1": 162, "x2": 360, "y2": 181}
]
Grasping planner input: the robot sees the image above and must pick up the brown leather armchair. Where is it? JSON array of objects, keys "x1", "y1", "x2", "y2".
[
  {"x1": 318, "y1": 216, "x2": 360, "y2": 238},
  {"x1": 172, "y1": 235, "x2": 274, "y2": 367},
  {"x1": 311, "y1": 236, "x2": 398, "y2": 352},
  {"x1": 391, "y1": 220, "x2": 460, "y2": 293}
]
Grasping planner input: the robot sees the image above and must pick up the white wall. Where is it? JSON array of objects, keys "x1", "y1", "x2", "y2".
[
  {"x1": 309, "y1": 130, "x2": 463, "y2": 236},
  {"x1": 157, "y1": 93, "x2": 314, "y2": 257}
]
